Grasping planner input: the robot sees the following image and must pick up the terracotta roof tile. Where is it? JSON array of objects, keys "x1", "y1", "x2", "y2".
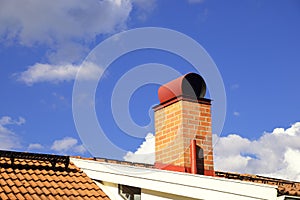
[
  {"x1": 19, "y1": 186, "x2": 27, "y2": 194},
  {"x1": 3, "y1": 185, "x2": 10, "y2": 193},
  {"x1": 49, "y1": 195, "x2": 56, "y2": 200},
  {"x1": 7, "y1": 192, "x2": 16, "y2": 199},
  {"x1": 24, "y1": 193, "x2": 33, "y2": 200},
  {"x1": 39, "y1": 194, "x2": 47, "y2": 200},
  {"x1": 0, "y1": 151, "x2": 110, "y2": 199},
  {"x1": 10, "y1": 186, "x2": 20, "y2": 194},
  {"x1": 34, "y1": 187, "x2": 43, "y2": 195},
  {"x1": 0, "y1": 193, "x2": 7, "y2": 200},
  {"x1": 7, "y1": 179, "x2": 15, "y2": 187},
  {"x1": 15, "y1": 193, "x2": 25, "y2": 200}
]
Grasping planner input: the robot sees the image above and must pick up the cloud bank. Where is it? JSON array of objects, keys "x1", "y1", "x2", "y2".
[
  {"x1": 124, "y1": 133, "x2": 155, "y2": 164},
  {"x1": 0, "y1": 0, "x2": 157, "y2": 85},
  {"x1": 124, "y1": 122, "x2": 300, "y2": 181},
  {"x1": 214, "y1": 122, "x2": 300, "y2": 181},
  {"x1": 0, "y1": 0, "x2": 132, "y2": 63}
]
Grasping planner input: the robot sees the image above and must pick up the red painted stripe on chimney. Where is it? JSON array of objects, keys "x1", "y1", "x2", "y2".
[{"x1": 190, "y1": 140, "x2": 197, "y2": 174}]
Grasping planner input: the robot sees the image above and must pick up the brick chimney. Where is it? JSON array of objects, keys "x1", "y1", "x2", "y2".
[{"x1": 153, "y1": 73, "x2": 214, "y2": 176}]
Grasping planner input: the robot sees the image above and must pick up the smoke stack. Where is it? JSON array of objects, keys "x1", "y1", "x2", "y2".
[{"x1": 153, "y1": 73, "x2": 214, "y2": 176}]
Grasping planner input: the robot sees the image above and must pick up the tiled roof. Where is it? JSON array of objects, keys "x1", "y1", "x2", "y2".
[
  {"x1": 0, "y1": 151, "x2": 110, "y2": 200},
  {"x1": 3, "y1": 150, "x2": 299, "y2": 199},
  {"x1": 215, "y1": 171, "x2": 300, "y2": 197}
]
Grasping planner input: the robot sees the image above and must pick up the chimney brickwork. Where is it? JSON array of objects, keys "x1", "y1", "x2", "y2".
[{"x1": 154, "y1": 73, "x2": 214, "y2": 176}]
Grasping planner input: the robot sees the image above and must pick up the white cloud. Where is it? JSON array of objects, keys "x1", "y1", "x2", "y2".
[
  {"x1": 0, "y1": 116, "x2": 25, "y2": 150},
  {"x1": 51, "y1": 137, "x2": 86, "y2": 154},
  {"x1": 27, "y1": 137, "x2": 86, "y2": 155},
  {"x1": 214, "y1": 122, "x2": 300, "y2": 181},
  {"x1": 3, "y1": 1, "x2": 157, "y2": 85},
  {"x1": 17, "y1": 61, "x2": 103, "y2": 85},
  {"x1": 28, "y1": 143, "x2": 44, "y2": 150},
  {"x1": 0, "y1": 0, "x2": 132, "y2": 63},
  {"x1": 131, "y1": 0, "x2": 156, "y2": 21},
  {"x1": 124, "y1": 133, "x2": 155, "y2": 164},
  {"x1": 233, "y1": 111, "x2": 240, "y2": 116},
  {"x1": 259, "y1": 148, "x2": 300, "y2": 181},
  {"x1": 73, "y1": 145, "x2": 87, "y2": 154},
  {"x1": 51, "y1": 137, "x2": 77, "y2": 152},
  {"x1": 0, "y1": 116, "x2": 25, "y2": 126}
]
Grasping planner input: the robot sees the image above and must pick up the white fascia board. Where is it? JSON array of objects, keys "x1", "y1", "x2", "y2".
[
  {"x1": 277, "y1": 196, "x2": 300, "y2": 200},
  {"x1": 71, "y1": 158, "x2": 277, "y2": 200}
]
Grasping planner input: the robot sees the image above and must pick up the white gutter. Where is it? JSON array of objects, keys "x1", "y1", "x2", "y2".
[{"x1": 277, "y1": 195, "x2": 300, "y2": 200}]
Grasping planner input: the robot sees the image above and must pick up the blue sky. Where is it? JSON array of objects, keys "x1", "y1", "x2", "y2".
[{"x1": 1, "y1": 0, "x2": 300, "y2": 180}]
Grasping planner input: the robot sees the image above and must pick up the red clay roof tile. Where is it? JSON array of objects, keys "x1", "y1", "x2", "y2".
[
  {"x1": 3, "y1": 185, "x2": 10, "y2": 193},
  {"x1": 0, "y1": 193, "x2": 7, "y2": 200},
  {"x1": 15, "y1": 193, "x2": 25, "y2": 200},
  {"x1": 10, "y1": 186, "x2": 20, "y2": 194},
  {"x1": 24, "y1": 193, "x2": 33, "y2": 200},
  {"x1": 7, "y1": 192, "x2": 17, "y2": 199},
  {"x1": 0, "y1": 152, "x2": 110, "y2": 200},
  {"x1": 34, "y1": 187, "x2": 43, "y2": 195}
]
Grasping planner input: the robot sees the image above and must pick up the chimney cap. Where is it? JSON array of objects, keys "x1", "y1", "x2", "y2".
[{"x1": 158, "y1": 73, "x2": 206, "y2": 104}]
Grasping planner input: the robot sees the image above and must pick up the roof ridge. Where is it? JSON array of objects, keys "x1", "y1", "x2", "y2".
[
  {"x1": 72, "y1": 156, "x2": 155, "y2": 168},
  {"x1": 0, "y1": 150, "x2": 70, "y2": 171},
  {"x1": 215, "y1": 171, "x2": 300, "y2": 184}
]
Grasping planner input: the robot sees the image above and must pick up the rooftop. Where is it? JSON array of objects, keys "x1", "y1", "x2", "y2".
[
  {"x1": 0, "y1": 150, "x2": 109, "y2": 200},
  {"x1": 1, "y1": 150, "x2": 299, "y2": 199},
  {"x1": 79, "y1": 156, "x2": 300, "y2": 198}
]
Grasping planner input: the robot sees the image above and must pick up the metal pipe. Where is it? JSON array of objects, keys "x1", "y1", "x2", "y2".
[{"x1": 190, "y1": 140, "x2": 197, "y2": 174}]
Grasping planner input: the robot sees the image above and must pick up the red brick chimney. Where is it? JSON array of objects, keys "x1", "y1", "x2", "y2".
[{"x1": 153, "y1": 73, "x2": 214, "y2": 176}]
